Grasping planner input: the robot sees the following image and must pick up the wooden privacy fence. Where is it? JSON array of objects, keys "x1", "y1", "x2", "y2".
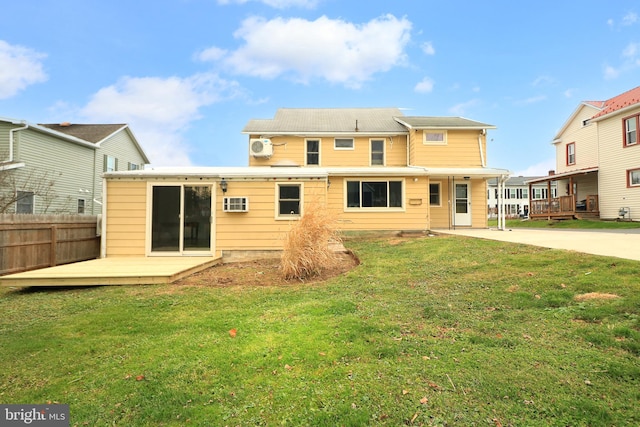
[{"x1": 0, "y1": 214, "x2": 100, "y2": 276}]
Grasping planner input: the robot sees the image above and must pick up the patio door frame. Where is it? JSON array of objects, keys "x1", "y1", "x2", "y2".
[
  {"x1": 147, "y1": 182, "x2": 214, "y2": 256},
  {"x1": 453, "y1": 181, "x2": 472, "y2": 226}
]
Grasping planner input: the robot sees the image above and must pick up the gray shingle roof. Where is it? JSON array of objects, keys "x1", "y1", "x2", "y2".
[
  {"x1": 395, "y1": 116, "x2": 495, "y2": 129},
  {"x1": 39, "y1": 123, "x2": 127, "y2": 144},
  {"x1": 242, "y1": 108, "x2": 407, "y2": 134}
]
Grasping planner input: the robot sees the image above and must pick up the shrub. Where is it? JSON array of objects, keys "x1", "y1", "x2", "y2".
[{"x1": 280, "y1": 201, "x2": 342, "y2": 280}]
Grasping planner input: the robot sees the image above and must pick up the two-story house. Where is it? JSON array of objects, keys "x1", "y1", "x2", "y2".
[
  {"x1": 487, "y1": 176, "x2": 557, "y2": 219},
  {"x1": 101, "y1": 108, "x2": 510, "y2": 260},
  {"x1": 526, "y1": 86, "x2": 640, "y2": 221},
  {"x1": 0, "y1": 117, "x2": 149, "y2": 215}
]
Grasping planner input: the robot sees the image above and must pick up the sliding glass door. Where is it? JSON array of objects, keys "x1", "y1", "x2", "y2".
[{"x1": 151, "y1": 185, "x2": 212, "y2": 254}]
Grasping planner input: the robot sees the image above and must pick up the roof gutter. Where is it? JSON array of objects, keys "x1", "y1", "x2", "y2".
[
  {"x1": 478, "y1": 130, "x2": 486, "y2": 167},
  {"x1": 4, "y1": 121, "x2": 29, "y2": 163}
]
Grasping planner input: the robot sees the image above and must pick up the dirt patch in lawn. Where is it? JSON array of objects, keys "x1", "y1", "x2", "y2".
[
  {"x1": 574, "y1": 292, "x2": 620, "y2": 301},
  {"x1": 174, "y1": 251, "x2": 360, "y2": 287}
]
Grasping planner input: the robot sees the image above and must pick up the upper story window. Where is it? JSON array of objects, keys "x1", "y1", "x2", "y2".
[
  {"x1": 334, "y1": 138, "x2": 354, "y2": 150},
  {"x1": 128, "y1": 162, "x2": 140, "y2": 171},
  {"x1": 566, "y1": 142, "x2": 576, "y2": 166},
  {"x1": 370, "y1": 139, "x2": 385, "y2": 165},
  {"x1": 77, "y1": 198, "x2": 86, "y2": 214},
  {"x1": 276, "y1": 183, "x2": 301, "y2": 219},
  {"x1": 104, "y1": 155, "x2": 118, "y2": 172},
  {"x1": 628, "y1": 168, "x2": 640, "y2": 187},
  {"x1": 424, "y1": 131, "x2": 447, "y2": 145},
  {"x1": 16, "y1": 191, "x2": 34, "y2": 214},
  {"x1": 624, "y1": 114, "x2": 638, "y2": 147},
  {"x1": 306, "y1": 139, "x2": 320, "y2": 165}
]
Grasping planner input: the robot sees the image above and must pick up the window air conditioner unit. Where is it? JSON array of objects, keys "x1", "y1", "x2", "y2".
[
  {"x1": 223, "y1": 197, "x2": 249, "y2": 212},
  {"x1": 250, "y1": 138, "x2": 273, "y2": 157}
]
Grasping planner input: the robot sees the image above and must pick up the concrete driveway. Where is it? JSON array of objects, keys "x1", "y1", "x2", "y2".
[{"x1": 437, "y1": 227, "x2": 640, "y2": 261}]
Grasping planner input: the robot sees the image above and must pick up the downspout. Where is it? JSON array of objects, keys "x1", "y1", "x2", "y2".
[
  {"x1": 6, "y1": 122, "x2": 29, "y2": 163},
  {"x1": 478, "y1": 130, "x2": 486, "y2": 167},
  {"x1": 451, "y1": 176, "x2": 456, "y2": 230}
]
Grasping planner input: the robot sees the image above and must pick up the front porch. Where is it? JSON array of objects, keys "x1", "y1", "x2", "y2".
[
  {"x1": 0, "y1": 256, "x2": 221, "y2": 287},
  {"x1": 529, "y1": 194, "x2": 600, "y2": 220},
  {"x1": 526, "y1": 167, "x2": 600, "y2": 220}
]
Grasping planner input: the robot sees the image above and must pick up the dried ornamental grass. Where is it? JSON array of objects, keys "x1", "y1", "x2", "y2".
[{"x1": 280, "y1": 202, "x2": 342, "y2": 280}]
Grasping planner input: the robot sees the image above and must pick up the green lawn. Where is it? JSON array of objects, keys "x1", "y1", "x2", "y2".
[{"x1": 1, "y1": 235, "x2": 639, "y2": 426}]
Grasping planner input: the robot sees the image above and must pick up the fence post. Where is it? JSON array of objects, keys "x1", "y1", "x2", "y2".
[{"x1": 50, "y1": 225, "x2": 57, "y2": 267}]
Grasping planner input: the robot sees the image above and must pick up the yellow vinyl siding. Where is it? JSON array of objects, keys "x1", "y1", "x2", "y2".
[
  {"x1": 326, "y1": 176, "x2": 428, "y2": 231},
  {"x1": 248, "y1": 135, "x2": 408, "y2": 167},
  {"x1": 428, "y1": 179, "x2": 451, "y2": 228},
  {"x1": 412, "y1": 130, "x2": 486, "y2": 167},
  {"x1": 471, "y1": 179, "x2": 488, "y2": 227},
  {"x1": 216, "y1": 180, "x2": 326, "y2": 250},
  {"x1": 105, "y1": 180, "x2": 147, "y2": 257}
]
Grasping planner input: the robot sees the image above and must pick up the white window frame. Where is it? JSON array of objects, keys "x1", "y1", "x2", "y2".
[
  {"x1": 334, "y1": 138, "x2": 354, "y2": 150},
  {"x1": 628, "y1": 168, "x2": 640, "y2": 187},
  {"x1": 370, "y1": 139, "x2": 385, "y2": 166},
  {"x1": 275, "y1": 182, "x2": 303, "y2": 220},
  {"x1": 423, "y1": 130, "x2": 447, "y2": 145},
  {"x1": 305, "y1": 139, "x2": 321, "y2": 166},
  {"x1": 344, "y1": 179, "x2": 405, "y2": 211},
  {"x1": 223, "y1": 197, "x2": 249, "y2": 212},
  {"x1": 566, "y1": 142, "x2": 576, "y2": 166},
  {"x1": 429, "y1": 182, "x2": 441, "y2": 207},
  {"x1": 624, "y1": 115, "x2": 638, "y2": 147}
]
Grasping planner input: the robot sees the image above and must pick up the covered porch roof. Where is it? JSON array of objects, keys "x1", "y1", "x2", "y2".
[{"x1": 525, "y1": 167, "x2": 599, "y2": 184}]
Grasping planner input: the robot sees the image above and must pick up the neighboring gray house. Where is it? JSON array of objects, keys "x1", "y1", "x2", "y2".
[
  {"x1": 0, "y1": 117, "x2": 149, "y2": 215},
  {"x1": 487, "y1": 176, "x2": 557, "y2": 219}
]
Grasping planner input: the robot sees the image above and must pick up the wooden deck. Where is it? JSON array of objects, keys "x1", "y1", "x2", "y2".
[{"x1": 0, "y1": 256, "x2": 221, "y2": 287}]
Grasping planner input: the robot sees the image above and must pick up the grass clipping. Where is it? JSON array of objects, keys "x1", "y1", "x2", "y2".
[{"x1": 281, "y1": 202, "x2": 342, "y2": 281}]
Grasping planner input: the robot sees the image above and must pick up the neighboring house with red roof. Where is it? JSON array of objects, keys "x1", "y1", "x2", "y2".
[
  {"x1": 0, "y1": 117, "x2": 149, "y2": 214},
  {"x1": 527, "y1": 86, "x2": 640, "y2": 221}
]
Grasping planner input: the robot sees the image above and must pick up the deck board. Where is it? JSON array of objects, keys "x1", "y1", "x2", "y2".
[{"x1": 0, "y1": 257, "x2": 221, "y2": 287}]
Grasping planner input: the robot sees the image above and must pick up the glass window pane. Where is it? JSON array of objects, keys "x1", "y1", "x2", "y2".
[
  {"x1": 347, "y1": 181, "x2": 360, "y2": 207},
  {"x1": 389, "y1": 181, "x2": 402, "y2": 207},
  {"x1": 429, "y1": 183, "x2": 440, "y2": 205},
  {"x1": 362, "y1": 182, "x2": 387, "y2": 207},
  {"x1": 335, "y1": 138, "x2": 354, "y2": 149},
  {"x1": 279, "y1": 185, "x2": 300, "y2": 200}
]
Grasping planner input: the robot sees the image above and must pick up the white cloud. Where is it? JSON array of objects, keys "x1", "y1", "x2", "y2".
[
  {"x1": 0, "y1": 40, "x2": 48, "y2": 99},
  {"x1": 604, "y1": 42, "x2": 640, "y2": 79},
  {"x1": 421, "y1": 41, "x2": 435, "y2": 55},
  {"x1": 448, "y1": 99, "x2": 479, "y2": 116},
  {"x1": 220, "y1": 14, "x2": 412, "y2": 88},
  {"x1": 622, "y1": 12, "x2": 638, "y2": 26},
  {"x1": 195, "y1": 46, "x2": 227, "y2": 62},
  {"x1": 80, "y1": 74, "x2": 244, "y2": 166},
  {"x1": 531, "y1": 75, "x2": 554, "y2": 87},
  {"x1": 563, "y1": 88, "x2": 575, "y2": 98},
  {"x1": 514, "y1": 158, "x2": 556, "y2": 177},
  {"x1": 414, "y1": 77, "x2": 434, "y2": 94},
  {"x1": 217, "y1": 0, "x2": 320, "y2": 9}
]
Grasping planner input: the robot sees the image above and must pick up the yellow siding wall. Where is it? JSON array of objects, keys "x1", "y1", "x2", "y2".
[
  {"x1": 215, "y1": 179, "x2": 327, "y2": 250},
  {"x1": 326, "y1": 176, "x2": 429, "y2": 231},
  {"x1": 411, "y1": 130, "x2": 486, "y2": 167},
  {"x1": 248, "y1": 135, "x2": 408, "y2": 167},
  {"x1": 427, "y1": 178, "x2": 487, "y2": 228},
  {"x1": 105, "y1": 180, "x2": 147, "y2": 257}
]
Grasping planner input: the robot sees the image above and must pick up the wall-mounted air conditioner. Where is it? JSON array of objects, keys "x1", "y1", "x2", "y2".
[
  {"x1": 250, "y1": 138, "x2": 273, "y2": 157},
  {"x1": 223, "y1": 197, "x2": 249, "y2": 212}
]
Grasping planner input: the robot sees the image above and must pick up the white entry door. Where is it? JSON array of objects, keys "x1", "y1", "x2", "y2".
[{"x1": 454, "y1": 182, "x2": 472, "y2": 226}]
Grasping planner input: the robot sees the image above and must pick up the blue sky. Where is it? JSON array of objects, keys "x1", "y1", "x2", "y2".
[{"x1": 1, "y1": 0, "x2": 639, "y2": 175}]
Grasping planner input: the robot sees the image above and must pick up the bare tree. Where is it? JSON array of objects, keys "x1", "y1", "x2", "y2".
[{"x1": 0, "y1": 163, "x2": 61, "y2": 213}]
